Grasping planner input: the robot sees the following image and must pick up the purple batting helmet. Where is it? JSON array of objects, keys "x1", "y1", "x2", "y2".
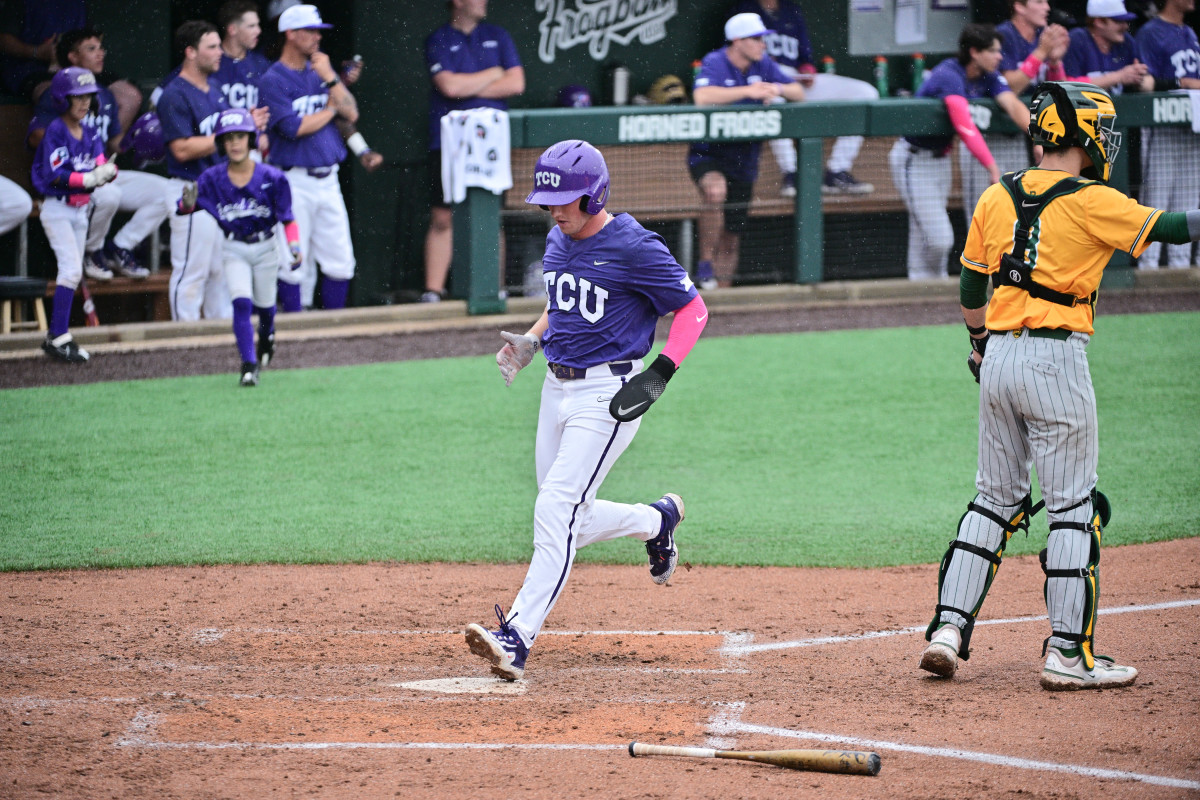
[
  {"x1": 213, "y1": 107, "x2": 257, "y2": 155},
  {"x1": 49, "y1": 66, "x2": 99, "y2": 113},
  {"x1": 124, "y1": 112, "x2": 165, "y2": 166},
  {"x1": 556, "y1": 84, "x2": 592, "y2": 108},
  {"x1": 525, "y1": 139, "x2": 610, "y2": 215}
]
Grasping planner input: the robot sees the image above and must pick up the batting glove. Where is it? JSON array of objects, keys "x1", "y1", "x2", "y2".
[
  {"x1": 967, "y1": 330, "x2": 988, "y2": 384},
  {"x1": 179, "y1": 182, "x2": 198, "y2": 213},
  {"x1": 609, "y1": 354, "x2": 677, "y2": 422},
  {"x1": 497, "y1": 330, "x2": 539, "y2": 387},
  {"x1": 288, "y1": 242, "x2": 302, "y2": 270}
]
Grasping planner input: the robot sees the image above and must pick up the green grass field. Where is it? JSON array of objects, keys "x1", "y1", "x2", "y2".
[{"x1": 2, "y1": 312, "x2": 1196, "y2": 572}]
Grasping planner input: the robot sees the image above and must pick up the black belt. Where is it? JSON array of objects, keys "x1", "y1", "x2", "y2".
[
  {"x1": 548, "y1": 361, "x2": 633, "y2": 380},
  {"x1": 989, "y1": 328, "x2": 1073, "y2": 340},
  {"x1": 289, "y1": 166, "x2": 333, "y2": 178},
  {"x1": 226, "y1": 228, "x2": 275, "y2": 244},
  {"x1": 907, "y1": 143, "x2": 946, "y2": 159}
]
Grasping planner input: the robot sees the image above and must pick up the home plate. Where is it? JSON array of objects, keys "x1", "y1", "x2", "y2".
[{"x1": 394, "y1": 677, "x2": 528, "y2": 695}]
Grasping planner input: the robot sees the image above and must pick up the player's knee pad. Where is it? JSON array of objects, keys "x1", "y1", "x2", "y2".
[
  {"x1": 927, "y1": 494, "x2": 1038, "y2": 660},
  {"x1": 1040, "y1": 488, "x2": 1109, "y2": 670}
]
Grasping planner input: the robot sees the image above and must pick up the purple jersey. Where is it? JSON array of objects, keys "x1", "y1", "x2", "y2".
[
  {"x1": 997, "y1": 19, "x2": 1047, "y2": 95},
  {"x1": 214, "y1": 49, "x2": 272, "y2": 109},
  {"x1": 905, "y1": 57, "x2": 1012, "y2": 152},
  {"x1": 732, "y1": 0, "x2": 812, "y2": 70},
  {"x1": 541, "y1": 213, "x2": 698, "y2": 368},
  {"x1": 1135, "y1": 17, "x2": 1200, "y2": 88},
  {"x1": 194, "y1": 161, "x2": 294, "y2": 240},
  {"x1": 0, "y1": 0, "x2": 86, "y2": 95},
  {"x1": 1063, "y1": 27, "x2": 1142, "y2": 94},
  {"x1": 425, "y1": 22, "x2": 522, "y2": 149},
  {"x1": 29, "y1": 81, "x2": 120, "y2": 147},
  {"x1": 157, "y1": 73, "x2": 229, "y2": 181},
  {"x1": 31, "y1": 115, "x2": 104, "y2": 198},
  {"x1": 687, "y1": 48, "x2": 795, "y2": 182},
  {"x1": 258, "y1": 60, "x2": 346, "y2": 169}
]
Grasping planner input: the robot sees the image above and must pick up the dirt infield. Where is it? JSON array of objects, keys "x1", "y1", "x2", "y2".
[{"x1": 3, "y1": 539, "x2": 1199, "y2": 799}]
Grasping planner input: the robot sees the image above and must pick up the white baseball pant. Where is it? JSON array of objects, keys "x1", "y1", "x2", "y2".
[
  {"x1": 890, "y1": 139, "x2": 954, "y2": 279},
  {"x1": 958, "y1": 134, "x2": 1030, "y2": 226},
  {"x1": 224, "y1": 235, "x2": 282, "y2": 307},
  {"x1": 279, "y1": 166, "x2": 355, "y2": 307},
  {"x1": 38, "y1": 196, "x2": 90, "y2": 289},
  {"x1": 166, "y1": 177, "x2": 229, "y2": 321},
  {"x1": 767, "y1": 71, "x2": 879, "y2": 176},
  {"x1": 507, "y1": 360, "x2": 663, "y2": 645},
  {"x1": 85, "y1": 170, "x2": 172, "y2": 254},
  {"x1": 1139, "y1": 126, "x2": 1200, "y2": 268},
  {"x1": 0, "y1": 175, "x2": 33, "y2": 236}
]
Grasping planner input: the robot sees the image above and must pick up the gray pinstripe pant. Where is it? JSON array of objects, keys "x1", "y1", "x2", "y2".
[{"x1": 939, "y1": 329, "x2": 1098, "y2": 649}]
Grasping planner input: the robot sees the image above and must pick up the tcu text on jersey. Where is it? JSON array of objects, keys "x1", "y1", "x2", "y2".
[
  {"x1": 290, "y1": 93, "x2": 329, "y2": 117},
  {"x1": 544, "y1": 271, "x2": 609, "y2": 323},
  {"x1": 222, "y1": 82, "x2": 259, "y2": 109}
]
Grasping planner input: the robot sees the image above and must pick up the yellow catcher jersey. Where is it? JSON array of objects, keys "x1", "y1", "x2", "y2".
[{"x1": 961, "y1": 169, "x2": 1163, "y2": 334}]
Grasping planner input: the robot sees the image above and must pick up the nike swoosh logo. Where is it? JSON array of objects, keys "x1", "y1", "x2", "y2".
[
  {"x1": 594, "y1": 260, "x2": 609, "y2": 265},
  {"x1": 617, "y1": 401, "x2": 648, "y2": 416},
  {"x1": 1021, "y1": 200, "x2": 1038, "y2": 207},
  {"x1": 695, "y1": 312, "x2": 708, "y2": 323}
]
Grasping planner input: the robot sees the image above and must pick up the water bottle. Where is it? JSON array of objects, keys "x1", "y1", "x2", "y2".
[
  {"x1": 611, "y1": 65, "x2": 630, "y2": 106},
  {"x1": 821, "y1": 55, "x2": 836, "y2": 74},
  {"x1": 873, "y1": 56, "x2": 889, "y2": 97},
  {"x1": 692, "y1": 60, "x2": 702, "y2": 81},
  {"x1": 911, "y1": 53, "x2": 925, "y2": 94}
]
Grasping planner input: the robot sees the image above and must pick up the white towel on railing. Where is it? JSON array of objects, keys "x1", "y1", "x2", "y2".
[{"x1": 440, "y1": 109, "x2": 512, "y2": 204}]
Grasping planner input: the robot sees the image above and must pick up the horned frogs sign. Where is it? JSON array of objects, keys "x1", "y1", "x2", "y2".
[
  {"x1": 536, "y1": 0, "x2": 678, "y2": 63},
  {"x1": 617, "y1": 109, "x2": 783, "y2": 143}
]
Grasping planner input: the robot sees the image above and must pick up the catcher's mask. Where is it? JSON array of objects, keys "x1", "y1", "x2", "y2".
[
  {"x1": 647, "y1": 74, "x2": 688, "y2": 105},
  {"x1": 1028, "y1": 81, "x2": 1120, "y2": 183}
]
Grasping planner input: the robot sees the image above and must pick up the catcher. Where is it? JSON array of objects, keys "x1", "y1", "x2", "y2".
[{"x1": 920, "y1": 81, "x2": 1200, "y2": 690}]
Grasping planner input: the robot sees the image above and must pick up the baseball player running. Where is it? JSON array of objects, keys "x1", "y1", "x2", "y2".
[
  {"x1": 1135, "y1": 0, "x2": 1200, "y2": 269},
  {"x1": 178, "y1": 108, "x2": 300, "y2": 386},
  {"x1": 920, "y1": 82, "x2": 1200, "y2": 690},
  {"x1": 31, "y1": 67, "x2": 119, "y2": 363},
  {"x1": 464, "y1": 140, "x2": 709, "y2": 681},
  {"x1": 259, "y1": 4, "x2": 357, "y2": 312}
]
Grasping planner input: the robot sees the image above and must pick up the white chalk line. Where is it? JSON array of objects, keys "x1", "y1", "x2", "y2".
[
  {"x1": 722, "y1": 597, "x2": 1200, "y2": 655},
  {"x1": 710, "y1": 720, "x2": 1200, "y2": 791}
]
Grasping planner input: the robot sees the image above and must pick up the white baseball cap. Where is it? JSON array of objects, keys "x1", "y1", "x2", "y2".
[
  {"x1": 279, "y1": 4, "x2": 332, "y2": 31},
  {"x1": 1086, "y1": 0, "x2": 1137, "y2": 20},
  {"x1": 725, "y1": 12, "x2": 773, "y2": 41}
]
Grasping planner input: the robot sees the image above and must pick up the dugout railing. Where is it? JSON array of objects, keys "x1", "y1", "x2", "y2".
[{"x1": 452, "y1": 92, "x2": 1193, "y2": 314}]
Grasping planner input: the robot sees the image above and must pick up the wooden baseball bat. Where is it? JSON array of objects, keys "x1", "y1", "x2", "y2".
[
  {"x1": 78, "y1": 275, "x2": 100, "y2": 327},
  {"x1": 628, "y1": 741, "x2": 880, "y2": 776}
]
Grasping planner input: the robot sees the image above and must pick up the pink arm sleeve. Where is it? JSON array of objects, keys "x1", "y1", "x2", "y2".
[
  {"x1": 68, "y1": 172, "x2": 86, "y2": 188},
  {"x1": 660, "y1": 294, "x2": 708, "y2": 367},
  {"x1": 945, "y1": 94, "x2": 995, "y2": 169},
  {"x1": 283, "y1": 220, "x2": 300, "y2": 246}
]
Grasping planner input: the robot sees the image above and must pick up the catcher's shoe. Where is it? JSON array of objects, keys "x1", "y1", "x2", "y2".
[
  {"x1": 257, "y1": 332, "x2": 275, "y2": 368},
  {"x1": 239, "y1": 361, "x2": 260, "y2": 387},
  {"x1": 919, "y1": 624, "x2": 961, "y2": 678},
  {"x1": 465, "y1": 604, "x2": 528, "y2": 681},
  {"x1": 1040, "y1": 646, "x2": 1137, "y2": 691},
  {"x1": 646, "y1": 494, "x2": 684, "y2": 585}
]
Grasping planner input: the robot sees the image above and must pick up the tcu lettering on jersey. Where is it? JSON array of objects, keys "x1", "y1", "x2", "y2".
[
  {"x1": 763, "y1": 32, "x2": 799, "y2": 65},
  {"x1": 544, "y1": 271, "x2": 609, "y2": 323},
  {"x1": 223, "y1": 82, "x2": 259, "y2": 109},
  {"x1": 535, "y1": 171, "x2": 561, "y2": 188},
  {"x1": 1169, "y1": 48, "x2": 1200, "y2": 78},
  {"x1": 291, "y1": 94, "x2": 329, "y2": 117},
  {"x1": 197, "y1": 111, "x2": 223, "y2": 137}
]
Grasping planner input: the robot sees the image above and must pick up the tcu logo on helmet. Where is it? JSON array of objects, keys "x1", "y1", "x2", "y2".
[
  {"x1": 75, "y1": 71, "x2": 96, "y2": 89},
  {"x1": 535, "y1": 171, "x2": 561, "y2": 188}
]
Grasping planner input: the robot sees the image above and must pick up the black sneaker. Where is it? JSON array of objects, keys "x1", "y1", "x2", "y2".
[
  {"x1": 822, "y1": 170, "x2": 874, "y2": 195},
  {"x1": 257, "y1": 332, "x2": 275, "y2": 368},
  {"x1": 239, "y1": 361, "x2": 259, "y2": 387},
  {"x1": 42, "y1": 332, "x2": 89, "y2": 363}
]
